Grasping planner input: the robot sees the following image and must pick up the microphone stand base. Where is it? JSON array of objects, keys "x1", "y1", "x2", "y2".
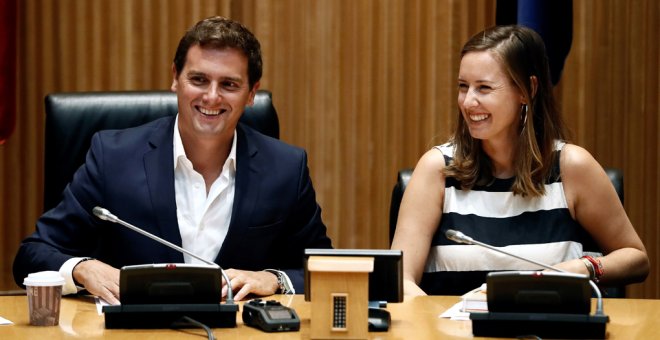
[
  {"x1": 470, "y1": 311, "x2": 608, "y2": 339},
  {"x1": 103, "y1": 303, "x2": 239, "y2": 329}
]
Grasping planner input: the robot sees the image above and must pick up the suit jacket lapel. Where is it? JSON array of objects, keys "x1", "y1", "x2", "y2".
[
  {"x1": 216, "y1": 124, "x2": 262, "y2": 264},
  {"x1": 143, "y1": 117, "x2": 183, "y2": 263}
]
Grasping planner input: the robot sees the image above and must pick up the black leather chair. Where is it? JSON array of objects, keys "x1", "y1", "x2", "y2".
[
  {"x1": 388, "y1": 167, "x2": 626, "y2": 297},
  {"x1": 43, "y1": 90, "x2": 279, "y2": 212}
]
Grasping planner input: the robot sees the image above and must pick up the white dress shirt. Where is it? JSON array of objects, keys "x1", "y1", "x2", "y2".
[{"x1": 172, "y1": 115, "x2": 236, "y2": 265}]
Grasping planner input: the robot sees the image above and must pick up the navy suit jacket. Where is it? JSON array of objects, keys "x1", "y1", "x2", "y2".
[{"x1": 13, "y1": 116, "x2": 332, "y2": 292}]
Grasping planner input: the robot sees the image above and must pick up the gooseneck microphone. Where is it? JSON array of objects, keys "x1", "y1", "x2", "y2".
[
  {"x1": 92, "y1": 206, "x2": 235, "y2": 303},
  {"x1": 445, "y1": 228, "x2": 604, "y2": 315},
  {"x1": 445, "y1": 229, "x2": 564, "y2": 273}
]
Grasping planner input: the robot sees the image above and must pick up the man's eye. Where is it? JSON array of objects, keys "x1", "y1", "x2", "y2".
[
  {"x1": 189, "y1": 76, "x2": 207, "y2": 85},
  {"x1": 223, "y1": 81, "x2": 239, "y2": 89}
]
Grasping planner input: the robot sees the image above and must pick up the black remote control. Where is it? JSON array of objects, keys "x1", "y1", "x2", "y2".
[{"x1": 242, "y1": 299, "x2": 300, "y2": 332}]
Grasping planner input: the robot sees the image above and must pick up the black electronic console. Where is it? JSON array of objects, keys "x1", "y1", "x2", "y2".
[
  {"x1": 103, "y1": 264, "x2": 238, "y2": 329},
  {"x1": 242, "y1": 299, "x2": 300, "y2": 332},
  {"x1": 92, "y1": 207, "x2": 239, "y2": 329},
  {"x1": 470, "y1": 271, "x2": 609, "y2": 339},
  {"x1": 445, "y1": 229, "x2": 609, "y2": 339},
  {"x1": 103, "y1": 302, "x2": 238, "y2": 329}
]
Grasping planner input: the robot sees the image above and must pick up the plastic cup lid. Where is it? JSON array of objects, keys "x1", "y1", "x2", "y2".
[{"x1": 23, "y1": 271, "x2": 65, "y2": 287}]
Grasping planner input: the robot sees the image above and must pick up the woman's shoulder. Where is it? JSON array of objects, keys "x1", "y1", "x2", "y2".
[
  {"x1": 430, "y1": 142, "x2": 454, "y2": 163},
  {"x1": 433, "y1": 142, "x2": 455, "y2": 156},
  {"x1": 559, "y1": 143, "x2": 605, "y2": 189},
  {"x1": 559, "y1": 143, "x2": 598, "y2": 170},
  {"x1": 412, "y1": 144, "x2": 449, "y2": 174}
]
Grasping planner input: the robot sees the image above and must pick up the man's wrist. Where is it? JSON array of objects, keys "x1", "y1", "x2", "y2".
[
  {"x1": 263, "y1": 269, "x2": 295, "y2": 294},
  {"x1": 72, "y1": 257, "x2": 94, "y2": 287},
  {"x1": 60, "y1": 257, "x2": 93, "y2": 295}
]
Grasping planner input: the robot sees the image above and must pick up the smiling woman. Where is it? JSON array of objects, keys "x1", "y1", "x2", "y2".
[
  {"x1": 391, "y1": 25, "x2": 649, "y2": 296},
  {"x1": 457, "y1": 51, "x2": 526, "y2": 159}
]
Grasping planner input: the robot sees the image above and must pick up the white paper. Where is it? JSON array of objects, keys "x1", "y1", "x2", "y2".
[
  {"x1": 95, "y1": 296, "x2": 117, "y2": 315},
  {"x1": 0, "y1": 316, "x2": 13, "y2": 325},
  {"x1": 439, "y1": 301, "x2": 471, "y2": 321}
]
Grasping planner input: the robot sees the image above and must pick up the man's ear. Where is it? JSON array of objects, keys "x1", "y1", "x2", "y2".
[
  {"x1": 247, "y1": 81, "x2": 261, "y2": 106},
  {"x1": 529, "y1": 75, "x2": 538, "y2": 99},
  {"x1": 170, "y1": 63, "x2": 178, "y2": 92}
]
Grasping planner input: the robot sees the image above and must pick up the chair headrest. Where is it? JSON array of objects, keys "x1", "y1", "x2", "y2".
[{"x1": 43, "y1": 90, "x2": 278, "y2": 212}]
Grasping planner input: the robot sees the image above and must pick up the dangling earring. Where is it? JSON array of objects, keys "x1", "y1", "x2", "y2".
[{"x1": 520, "y1": 104, "x2": 528, "y2": 128}]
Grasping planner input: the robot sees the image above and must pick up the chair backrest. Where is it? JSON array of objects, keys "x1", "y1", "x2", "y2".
[
  {"x1": 388, "y1": 167, "x2": 626, "y2": 297},
  {"x1": 43, "y1": 90, "x2": 279, "y2": 212},
  {"x1": 388, "y1": 169, "x2": 413, "y2": 243}
]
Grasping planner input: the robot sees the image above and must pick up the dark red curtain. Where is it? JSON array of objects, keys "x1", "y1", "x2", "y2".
[{"x1": 0, "y1": 0, "x2": 17, "y2": 144}]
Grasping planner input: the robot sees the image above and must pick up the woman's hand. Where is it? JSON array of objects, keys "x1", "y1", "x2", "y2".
[{"x1": 403, "y1": 279, "x2": 428, "y2": 296}]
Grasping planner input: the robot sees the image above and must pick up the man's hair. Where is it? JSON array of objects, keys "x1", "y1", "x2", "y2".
[
  {"x1": 444, "y1": 25, "x2": 569, "y2": 197},
  {"x1": 173, "y1": 16, "x2": 262, "y2": 89}
]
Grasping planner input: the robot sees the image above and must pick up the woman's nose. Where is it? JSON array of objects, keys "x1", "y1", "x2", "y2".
[{"x1": 462, "y1": 89, "x2": 478, "y2": 108}]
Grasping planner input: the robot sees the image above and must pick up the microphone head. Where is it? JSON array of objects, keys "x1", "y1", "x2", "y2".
[
  {"x1": 93, "y1": 206, "x2": 116, "y2": 222},
  {"x1": 92, "y1": 206, "x2": 104, "y2": 217},
  {"x1": 445, "y1": 229, "x2": 472, "y2": 244}
]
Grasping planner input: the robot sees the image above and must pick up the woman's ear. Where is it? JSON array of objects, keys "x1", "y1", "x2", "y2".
[{"x1": 529, "y1": 75, "x2": 538, "y2": 99}]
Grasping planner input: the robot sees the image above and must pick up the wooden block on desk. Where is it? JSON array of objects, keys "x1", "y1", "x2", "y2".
[{"x1": 308, "y1": 256, "x2": 373, "y2": 339}]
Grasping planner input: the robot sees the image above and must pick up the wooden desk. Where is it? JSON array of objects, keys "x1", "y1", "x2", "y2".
[{"x1": 0, "y1": 294, "x2": 658, "y2": 339}]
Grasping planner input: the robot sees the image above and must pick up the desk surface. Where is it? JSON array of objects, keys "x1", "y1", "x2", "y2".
[{"x1": 0, "y1": 294, "x2": 658, "y2": 339}]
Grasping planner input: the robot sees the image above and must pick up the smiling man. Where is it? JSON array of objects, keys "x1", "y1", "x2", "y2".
[{"x1": 13, "y1": 16, "x2": 332, "y2": 304}]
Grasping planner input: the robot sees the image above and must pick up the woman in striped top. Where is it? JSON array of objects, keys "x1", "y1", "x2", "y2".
[{"x1": 391, "y1": 25, "x2": 649, "y2": 296}]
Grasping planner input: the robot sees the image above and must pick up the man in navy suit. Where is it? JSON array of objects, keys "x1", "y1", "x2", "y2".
[{"x1": 13, "y1": 16, "x2": 332, "y2": 304}]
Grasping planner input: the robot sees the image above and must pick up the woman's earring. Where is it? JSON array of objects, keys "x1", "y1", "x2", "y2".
[{"x1": 520, "y1": 104, "x2": 528, "y2": 127}]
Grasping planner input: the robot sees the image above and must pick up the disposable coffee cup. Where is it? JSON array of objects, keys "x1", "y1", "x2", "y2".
[{"x1": 23, "y1": 271, "x2": 65, "y2": 326}]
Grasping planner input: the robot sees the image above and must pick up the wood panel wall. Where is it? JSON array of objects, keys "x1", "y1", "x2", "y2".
[
  {"x1": 0, "y1": 0, "x2": 657, "y2": 299},
  {"x1": 557, "y1": 0, "x2": 659, "y2": 299}
]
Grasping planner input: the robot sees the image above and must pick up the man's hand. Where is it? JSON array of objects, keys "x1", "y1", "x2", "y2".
[
  {"x1": 72, "y1": 259, "x2": 120, "y2": 305},
  {"x1": 222, "y1": 269, "x2": 279, "y2": 301}
]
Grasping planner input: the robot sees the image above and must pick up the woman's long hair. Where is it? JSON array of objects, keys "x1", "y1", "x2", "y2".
[{"x1": 444, "y1": 25, "x2": 569, "y2": 197}]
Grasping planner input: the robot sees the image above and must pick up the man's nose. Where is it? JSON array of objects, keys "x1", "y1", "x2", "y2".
[{"x1": 203, "y1": 83, "x2": 223, "y2": 102}]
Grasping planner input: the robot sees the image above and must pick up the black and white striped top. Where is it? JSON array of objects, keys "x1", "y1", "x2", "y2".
[{"x1": 420, "y1": 142, "x2": 598, "y2": 295}]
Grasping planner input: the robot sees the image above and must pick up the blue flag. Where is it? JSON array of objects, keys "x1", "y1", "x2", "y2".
[{"x1": 497, "y1": 0, "x2": 573, "y2": 85}]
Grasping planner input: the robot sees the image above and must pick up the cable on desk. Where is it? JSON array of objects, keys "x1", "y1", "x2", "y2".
[{"x1": 173, "y1": 316, "x2": 215, "y2": 340}]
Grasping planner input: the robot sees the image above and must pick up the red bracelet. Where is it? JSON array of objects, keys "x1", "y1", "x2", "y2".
[{"x1": 582, "y1": 255, "x2": 604, "y2": 280}]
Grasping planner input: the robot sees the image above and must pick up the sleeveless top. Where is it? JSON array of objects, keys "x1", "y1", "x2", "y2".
[{"x1": 420, "y1": 142, "x2": 599, "y2": 295}]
